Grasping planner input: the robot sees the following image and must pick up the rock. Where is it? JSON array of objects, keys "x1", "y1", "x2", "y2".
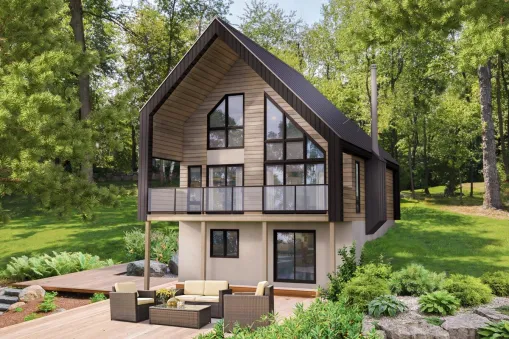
[
  {"x1": 0, "y1": 287, "x2": 5, "y2": 296},
  {"x1": 19, "y1": 285, "x2": 45, "y2": 302},
  {"x1": 8, "y1": 302, "x2": 26, "y2": 311},
  {"x1": 377, "y1": 319, "x2": 450, "y2": 339},
  {"x1": 126, "y1": 260, "x2": 168, "y2": 277},
  {"x1": 376, "y1": 330, "x2": 387, "y2": 339},
  {"x1": 474, "y1": 307, "x2": 509, "y2": 322},
  {"x1": 441, "y1": 313, "x2": 489, "y2": 339},
  {"x1": 169, "y1": 252, "x2": 178, "y2": 275},
  {"x1": 55, "y1": 308, "x2": 66, "y2": 313}
]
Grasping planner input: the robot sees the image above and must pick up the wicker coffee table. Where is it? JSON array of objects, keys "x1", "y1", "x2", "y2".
[{"x1": 149, "y1": 304, "x2": 211, "y2": 328}]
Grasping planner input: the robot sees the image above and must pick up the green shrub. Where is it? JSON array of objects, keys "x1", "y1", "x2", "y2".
[
  {"x1": 419, "y1": 291, "x2": 460, "y2": 315},
  {"x1": 319, "y1": 245, "x2": 358, "y2": 302},
  {"x1": 368, "y1": 295, "x2": 408, "y2": 318},
  {"x1": 196, "y1": 320, "x2": 224, "y2": 339},
  {"x1": 1, "y1": 252, "x2": 114, "y2": 282},
  {"x1": 481, "y1": 271, "x2": 509, "y2": 297},
  {"x1": 196, "y1": 298, "x2": 379, "y2": 339},
  {"x1": 443, "y1": 274, "x2": 493, "y2": 307},
  {"x1": 478, "y1": 321, "x2": 509, "y2": 338},
  {"x1": 425, "y1": 316, "x2": 445, "y2": 326},
  {"x1": 497, "y1": 306, "x2": 509, "y2": 316},
  {"x1": 24, "y1": 313, "x2": 39, "y2": 321},
  {"x1": 14, "y1": 307, "x2": 23, "y2": 312},
  {"x1": 390, "y1": 264, "x2": 446, "y2": 296},
  {"x1": 356, "y1": 262, "x2": 393, "y2": 280},
  {"x1": 124, "y1": 227, "x2": 178, "y2": 264},
  {"x1": 90, "y1": 293, "x2": 107, "y2": 303},
  {"x1": 38, "y1": 292, "x2": 58, "y2": 313}
]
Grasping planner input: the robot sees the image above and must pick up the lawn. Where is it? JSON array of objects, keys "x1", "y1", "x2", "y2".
[
  {"x1": 0, "y1": 184, "x2": 175, "y2": 269},
  {"x1": 363, "y1": 182, "x2": 509, "y2": 276}
]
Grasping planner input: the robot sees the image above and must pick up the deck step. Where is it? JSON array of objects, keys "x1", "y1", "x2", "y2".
[
  {"x1": 3, "y1": 288, "x2": 22, "y2": 297},
  {"x1": 0, "y1": 303, "x2": 11, "y2": 312},
  {"x1": 0, "y1": 295, "x2": 19, "y2": 304}
]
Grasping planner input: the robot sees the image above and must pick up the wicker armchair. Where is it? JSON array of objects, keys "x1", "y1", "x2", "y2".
[
  {"x1": 223, "y1": 285, "x2": 274, "y2": 332},
  {"x1": 110, "y1": 283, "x2": 156, "y2": 323}
]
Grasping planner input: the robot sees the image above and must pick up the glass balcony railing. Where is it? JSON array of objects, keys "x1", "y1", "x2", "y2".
[{"x1": 148, "y1": 185, "x2": 328, "y2": 214}]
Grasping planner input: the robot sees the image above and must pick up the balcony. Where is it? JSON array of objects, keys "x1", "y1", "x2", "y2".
[{"x1": 148, "y1": 185, "x2": 328, "y2": 214}]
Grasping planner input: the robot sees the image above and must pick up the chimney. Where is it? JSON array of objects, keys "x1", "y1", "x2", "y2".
[{"x1": 370, "y1": 64, "x2": 380, "y2": 156}]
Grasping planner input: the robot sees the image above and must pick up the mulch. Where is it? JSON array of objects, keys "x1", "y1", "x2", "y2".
[{"x1": 0, "y1": 295, "x2": 91, "y2": 329}]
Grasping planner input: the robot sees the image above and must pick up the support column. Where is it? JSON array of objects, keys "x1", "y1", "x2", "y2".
[
  {"x1": 144, "y1": 221, "x2": 151, "y2": 290},
  {"x1": 201, "y1": 221, "x2": 206, "y2": 280},
  {"x1": 329, "y1": 222, "x2": 336, "y2": 273},
  {"x1": 262, "y1": 221, "x2": 268, "y2": 281}
]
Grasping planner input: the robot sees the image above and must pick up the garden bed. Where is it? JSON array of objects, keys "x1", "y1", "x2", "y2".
[{"x1": 0, "y1": 294, "x2": 91, "y2": 329}]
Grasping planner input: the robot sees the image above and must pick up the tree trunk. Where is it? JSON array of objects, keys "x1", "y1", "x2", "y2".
[
  {"x1": 501, "y1": 57, "x2": 509, "y2": 181},
  {"x1": 459, "y1": 168, "x2": 463, "y2": 205},
  {"x1": 131, "y1": 124, "x2": 137, "y2": 173},
  {"x1": 69, "y1": 0, "x2": 93, "y2": 182},
  {"x1": 423, "y1": 115, "x2": 430, "y2": 196},
  {"x1": 496, "y1": 55, "x2": 509, "y2": 181},
  {"x1": 470, "y1": 162, "x2": 474, "y2": 198},
  {"x1": 478, "y1": 64, "x2": 502, "y2": 209},
  {"x1": 408, "y1": 142, "x2": 415, "y2": 199}
]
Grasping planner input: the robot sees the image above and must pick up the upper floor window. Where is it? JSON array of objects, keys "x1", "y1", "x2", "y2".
[
  {"x1": 355, "y1": 161, "x2": 361, "y2": 213},
  {"x1": 208, "y1": 94, "x2": 244, "y2": 149}
]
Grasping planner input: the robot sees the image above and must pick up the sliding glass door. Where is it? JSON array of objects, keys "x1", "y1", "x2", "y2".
[{"x1": 274, "y1": 230, "x2": 316, "y2": 283}]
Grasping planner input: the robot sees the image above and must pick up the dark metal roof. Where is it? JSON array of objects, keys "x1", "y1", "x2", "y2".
[{"x1": 217, "y1": 18, "x2": 397, "y2": 165}]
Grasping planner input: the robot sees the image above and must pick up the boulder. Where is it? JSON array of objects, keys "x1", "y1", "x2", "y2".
[
  {"x1": 0, "y1": 287, "x2": 5, "y2": 296},
  {"x1": 169, "y1": 252, "x2": 178, "y2": 275},
  {"x1": 441, "y1": 313, "x2": 489, "y2": 339},
  {"x1": 8, "y1": 302, "x2": 26, "y2": 311},
  {"x1": 377, "y1": 319, "x2": 450, "y2": 339},
  {"x1": 126, "y1": 260, "x2": 168, "y2": 277},
  {"x1": 19, "y1": 285, "x2": 45, "y2": 302},
  {"x1": 474, "y1": 307, "x2": 509, "y2": 322}
]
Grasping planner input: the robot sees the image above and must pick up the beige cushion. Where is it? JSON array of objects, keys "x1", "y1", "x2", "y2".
[
  {"x1": 255, "y1": 281, "x2": 269, "y2": 296},
  {"x1": 194, "y1": 296, "x2": 219, "y2": 303},
  {"x1": 137, "y1": 298, "x2": 154, "y2": 305},
  {"x1": 203, "y1": 280, "x2": 229, "y2": 296},
  {"x1": 184, "y1": 280, "x2": 205, "y2": 295},
  {"x1": 115, "y1": 282, "x2": 138, "y2": 296},
  {"x1": 176, "y1": 294, "x2": 201, "y2": 302}
]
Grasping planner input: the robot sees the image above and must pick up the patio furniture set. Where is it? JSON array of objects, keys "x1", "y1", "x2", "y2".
[{"x1": 110, "y1": 280, "x2": 274, "y2": 331}]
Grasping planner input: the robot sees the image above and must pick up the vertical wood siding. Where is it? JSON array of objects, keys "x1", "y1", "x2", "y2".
[{"x1": 343, "y1": 153, "x2": 366, "y2": 221}]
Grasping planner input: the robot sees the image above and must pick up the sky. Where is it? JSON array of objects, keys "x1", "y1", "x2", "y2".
[{"x1": 226, "y1": 0, "x2": 326, "y2": 27}]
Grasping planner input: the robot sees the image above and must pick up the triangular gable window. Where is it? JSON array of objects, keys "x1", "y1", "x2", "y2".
[{"x1": 208, "y1": 94, "x2": 244, "y2": 149}]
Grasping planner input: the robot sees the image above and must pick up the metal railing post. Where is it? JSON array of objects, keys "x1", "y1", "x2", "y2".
[{"x1": 174, "y1": 188, "x2": 177, "y2": 214}]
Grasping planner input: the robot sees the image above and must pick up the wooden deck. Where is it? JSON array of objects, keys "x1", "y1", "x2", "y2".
[
  {"x1": 12, "y1": 264, "x2": 178, "y2": 294},
  {"x1": 0, "y1": 296, "x2": 313, "y2": 338}
]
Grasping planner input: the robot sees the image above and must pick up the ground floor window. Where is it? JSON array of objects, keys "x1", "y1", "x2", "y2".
[
  {"x1": 274, "y1": 230, "x2": 315, "y2": 283},
  {"x1": 210, "y1": 229, "x2": 239, "y2": 258}
]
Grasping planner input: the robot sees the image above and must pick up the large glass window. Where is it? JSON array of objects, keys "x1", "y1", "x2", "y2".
[
  {"x1": 152, "y1": 158, "x2": 180, "y2": 187},
  {"x1": 208, "y1": 94, "x2": 244, "y2": 149},
  {"x1": 206, "y1": 165, "x2": 243, "y2": 212},
  {"x1": 274, "y1": 230, "x2": 315, "y2": 283},
  {"x1": 210, "y1": 229, "x2": 239, "y2": 258},
  {"x1": 208, "y1": 165, "x2": 243, "y2": 187}
]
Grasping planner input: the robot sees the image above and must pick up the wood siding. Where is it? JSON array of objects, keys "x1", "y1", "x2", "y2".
[
  {"x1": 386, "y1": 168, "x2": 394, "y2": 220},
  {"x1": 343, "y1": 153, "x2": 365, "y2": 221}
]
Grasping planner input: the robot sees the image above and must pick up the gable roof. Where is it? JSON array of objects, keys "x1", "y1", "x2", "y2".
[{"x1": 140, "y1": 17, "x2": 397, "y2": 166}]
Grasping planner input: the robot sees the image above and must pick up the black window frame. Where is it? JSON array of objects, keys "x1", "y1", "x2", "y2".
[
  {"x1": 355, "y1": 161, "x2": 361, "y2": 213},
  {"x1": 263, "y1": 93, "x2": 326, "y2": 186},
  {"x1": 206, "y1": 164, "x2": 244, "y2": 187},
  {"x1": 273, "y1": 230, "x2": 316, "y2": 284},
  {"x1": 188, "y1": 165, "x2": 202, "y2": 188},
  {"x1": 210, "y1": 229, "x2": 239, "y2": 258},
  {"x1": 207, "y1": 93, "x2": 245, "y2": 150}
]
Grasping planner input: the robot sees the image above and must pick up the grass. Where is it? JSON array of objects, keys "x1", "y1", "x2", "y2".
[
  {"x1": 0, "y1": 183, "x2": 176, "y2": 269},
  {"x1": 425, "y1": 316, "x2": 444, "y2": 326},
  {"x1": 363, "y1": 182, "x2": 509, "y2": 276},
  {"x1": 497, "y1": 306, "x2": 509, "y2": 316}
]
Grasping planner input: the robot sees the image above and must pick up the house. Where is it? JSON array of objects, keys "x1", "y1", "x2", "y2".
[{"x1": 137, "y1": 18, "x2": 400, "y2": 290}]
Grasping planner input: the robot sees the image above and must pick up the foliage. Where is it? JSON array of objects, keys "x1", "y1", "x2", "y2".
[
  {"x1": 443, "y1": 274, "x2": 493, "y2": 307},
  {"x1": 196, "y1": 319, "x2": 224, "y2": 339},
  {"x1": 1, "y1": 251, "x2": 114, "y2": 282},
  {"x1": 14, "y1": 307, "x2": 23, "y2": 313},
  {"x1": 38, "y1": 292, "x2": 58, "y2": 313},
  {"x1": 24, "y1": 313, "x2": 39, "y2": 322},
  {"x1": 390, "y1": 264, "x2": 446, "y2": 296},
  {"x1": 196, "y1": 298, "x2": 378, "y2": 339},
  {"x1": 497, "y1": 306, "x2": 509, "y2": 316},
  {"x1": 156, "y1": 288, "x2": 177, "y2": 303},
  {"x1": 319, "y1": 245, "x2": 358, "y2": 302},
  {"x1": 90, "y1": 293, "x2": 107, "y2": 303},
  {"x1": 418, "y1": 291, "x2": 460, "y2": 316},
  {"x1": 368, "y1": 295, "x2": 408, "y2": 318},
  {"x1": 425, "y1": 316, "x2": 445, "y2": 327},
  {"x1": 342, "y1": 263, "x2": 392, "y2": 311},
  {"x1": 124, "y1": 227, "x2": 178, "y2": 263},
  {"x1": 478, "y1": 321, "x2": 509, "y2": 339},
  {"x1": 481, "y1": 271, "x2": 509, "y2": 297}
]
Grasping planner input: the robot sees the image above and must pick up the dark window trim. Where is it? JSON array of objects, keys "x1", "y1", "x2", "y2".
[
  {"x1": 355, "y1": 161, "x2": 361, "y2": 213},
  {"x1": 210, "y1": 229, "x2": 239, "y2": 258},
  {"x1": 207, "y1": 93, "x2": 245, "y2": 150},
  {"x1": 188, "y1": 165, "x2": 202, "y2": 187},
  {"x1": 206, "y1": 164, "x2": 245, "y2": 187},
  {"x1": 273, "y1": 230, "x2": 316, "y2": 284},
  {"x1": 264, "y1": 93, "x2": 326, "y2": 186}
]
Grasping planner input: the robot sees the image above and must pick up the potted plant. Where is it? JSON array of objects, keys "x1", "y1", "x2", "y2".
[
  {"x1": 166, "y1": 288, "x2": 178, "y2": 307},
  {"x1": 156, "y1": 288, "x2": 173, "y2": 305}
]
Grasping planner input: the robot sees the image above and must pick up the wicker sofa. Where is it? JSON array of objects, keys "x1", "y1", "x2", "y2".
[
  {"x1": 175, "y1": 280, "x2": 232, "y2": 318},
  {"x1": 223, "y1": 282, "x2": 274, "y2": 332},
  {"x1": 110, "y1": 282, "x2": 156, "y2": 322}
]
